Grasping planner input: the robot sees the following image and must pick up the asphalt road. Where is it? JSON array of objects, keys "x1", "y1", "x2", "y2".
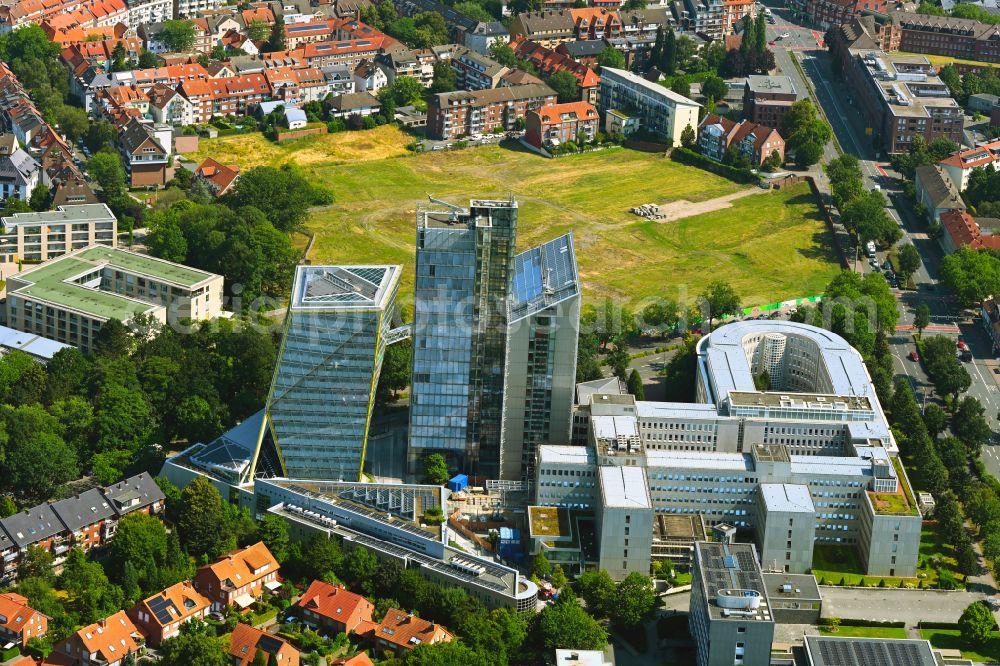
[{"x1": 767, "y1": 6, "x2": 1000, "y2": 441}]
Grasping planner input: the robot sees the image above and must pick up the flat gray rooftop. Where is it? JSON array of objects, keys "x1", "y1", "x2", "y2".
[
  {"x1": 291, "y1": 265, "x2": 401, "y2": 310},
  {"x1": 746, "y1": 74, "x2": 796, "y2": 96},
  {"x1": 599, "y1": 466, "x2": 651, "y2": 509},
  {"x1": 759, "y1": 483, "x2": 815, "y2": 513},
  {"x1": 695, "y1": 541, "x2": 772, "y2": 622}
]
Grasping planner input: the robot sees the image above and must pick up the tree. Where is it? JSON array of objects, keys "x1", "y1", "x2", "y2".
[
  {"x1": 222, "y1": 165, "x2": 330, "y2": 232},
  {"x1": 953, "y1": 396, "x2": 991, "y2": 453},
  {"x1": 577, "y1": 569, "x2": 616, "y2": 617},
  {"x1": 160, "y1": 20, "x2": 197, "y2": 52},
  {"x1": 258, "y1": 514, "x2": 289, "y2": 563},
  {"x1": 596, "y1": 46, "x2": 625, "y2": 70},
  {"x1": 661, "y1": 25, "x2": 677, "y2": 74},
  {"x1": 177, "y1": 476, "x2": 225, "y2": 557},
  {"x1": 2, "y1": 426, "x2": 78, "y2": 503},
  {"x1": 923, "y1": 403, "x2": 947, "y2": 438},
  {"x1": 158, "y1": 631, "x2": 227, "y2": 666},
  {"x1": 431, "y1": 59, "x2": 457, "y2": 93},
  {"x1": 28, "y1": 184, "x2": 49, "y2": 211},
  {"x1": 959, "y1": 601, "x2": 995, "y2": 646},
  {"x1": 0, "y1": 495, "x2": 15, "y2": 518},
  {"x1": 531, "y1": 551, "x2": 551, "y2": 579},
  {"x1": 841, "y1": 191, "x2": 900, "y2": 247},
  {"x1": 138, "y1": 49, "x2": 159, "y2": 68},
  {"x1": 680, "y1": 123, "x2": 696, "y2": 149},
  {"x1": 17, "y1": 545, "x2": 54, "y2": 582},
  {"x1": 548, "y1": 70, "x2": 579, "y2": 103},
  {"x1": 551, "y1": 565, "x2": 567, "y2": 590},
  {"x1": 914, "y1": 303, "x2": 931, "y2": 338},
  {"x1": 85, "y1": 120, "x2": 118, "y2": 153},
  {"x1": 460, "y1": 608, "x2": 528, "y2": 665},
  {"x1": 610, "y1": 572, "x2": 657, "y2": 627},
  {"x1": 626, "y1": 369, "x2": 645, "y2": 400},
  {"x1": 423, "y1": 453, "x2": 450, "y2": 485},
  {"x1": 671, "y1": 77, "x2": 691, "y2": 98},
  {"x1": 780, "y1": 100, "x2": 831, "y2": 166},
  {"x1": 408, "y1": 641, "x2": 491, "y2": 666},
  {"x1": 532, "y1": 598, "x2": 607, "y2": 652},
  {"x1": 267, "y1": 13, "x2": 286, "y2": 52},
  {"x1": 701, "y1": 280, "x2": 741, "y2": 330},
  {"x1": 147, "y1": 218, "x2": 188, "y2": 263},
  {"x1": 89, "y1": 151, "x2": 127, "y2": 200},
  {"x1": 897, "y1": 244, "x2": 922, "y2": 281},
  {"x1": 376, "y1": 338, "x2": 411, "y2": 405},
  {"x1": 941, "y1": 247, "x2": 1000, "y2": 306},
  {"x1": 923, "y1": 335, "x2": 972, "y2": 399}
]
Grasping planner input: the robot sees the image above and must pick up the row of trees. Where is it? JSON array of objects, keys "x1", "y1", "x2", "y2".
[
  {"x1": 940, "y1": 246, "x2": 1000, "y2": 307},
  {"x1": 780, "y1": 99, "x2": 833, "y2": 167},
  {"x1": 361, "y1": 0, "x2": 451, "y2": 50},
  {"x1": 826, "y1": 153, "x2": 901, "y2": 247}
]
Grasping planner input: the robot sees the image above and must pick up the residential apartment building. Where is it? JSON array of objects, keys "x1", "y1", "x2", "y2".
[
  {"x1": 4, "y1": 245, "x2": 223, "y2": 352},
  {"x1": 805, "y1": 0, "x2": 886, "y2": 30},
  {"x1": 228, "y1": 624, "x2": 300, "y2": 666},
  {"x1": 0, "y1": 593, "x2": 47, "y2": 648},
  {"x1": 743, "y1": 75, "x2": 798, "y2": 127},
  {"x1": 722, "y1": 0, "x2": 755, "y2": 33},
  {"x1": 939, "y1": 209, "x2": 1000, "y2": 254},
  {"x1": 408, "y1": 199, "x2": 579, "y2": 481},
  {"x1": 450, "y1": 46, "x2": 511, "y2": 90},
  {"x1": 883, "y1": 11, "x2": 1000, "y2": 65},
  {"x1": 194, "y1": 158, "x2": 240, "y2": 196},
  {"x1": 510, "y1": 36, "x2": 600, "y2": 105},
  {"x1": 193, "y1": 542, "x2": 281, "y2": 611},
  {"x1": 834, "y1": 50, "x2": 962, "y2": 154},
  {"x1": 427, "y1": 83, "x2": 556, "y2": 140},
  {"x1": 508, "y1": 9, "x2": 576, "y2": 48},
  {"x1": 148, "y1": 84, "x2": 196, "y2": 126},
  {"x1": 0, "y1": 134, "x2": 38, "y2": 205},
  {"x1": 525, "y1": 101, "x2": 600, "y2": 149},
  {"x1": 689, "y1": 542, "x2": 775, "y2": 666},
  {"x1": 252, "y1": 265, "x2": 402, "y2": 481},
  {"x1": 599, "y1": 67, "x2": 699, "y2": 146},
  {"x1": 45, "y1": 611, "x2": 144, "y2": 666},
  {"x1": 175, "y1": 0, "x2": 224, "y2": 18},
  {"x1": 698, "y1": 114, "x2": 785, "y2": 166},
  {"x1": 372, "y1": 609, "x2": 453, "y2": 658},
  {"x1": 0, "y1": 473, "x2": 165, "y2": 585},
  {"x1": 118, "y1": 118, "x2": 169, "y2": 188},
  {"x1": 129, "y1": 582, "x2": 211, "y2": 647},
  {"x1": 293, "y1": 580, "x2": 374, "y2": 635},
  {"x1": 0, "y1": 203, "x2": 117, "y2": 266},
  {"x1": 938, "y1": 139, "x2": 1000, "y2": 191},
  {"x1": 569, "y1": 7, "x2": 622, "y2": 39},
  {"x1": 915, "y1": 163, "x2": 966, "y2": 223}
]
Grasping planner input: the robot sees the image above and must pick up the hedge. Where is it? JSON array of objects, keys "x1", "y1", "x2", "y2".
[
  {"x1": 839, "y1": 618, "x2": 906, "y2": 628},
  {"x1": 670, "y1": 147, "x2": 760, "y2": 184},
  {"x1": 920, "y1": 617, "x2": 999, "y2": 631}
]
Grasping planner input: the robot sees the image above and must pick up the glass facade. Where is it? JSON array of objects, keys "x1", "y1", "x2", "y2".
[
  {"x1": 259, "y1": 265, "x2": 401, "y2": 481},
  {"x1": 409, "y1": 201, "x2": 517, "y2": 479}
]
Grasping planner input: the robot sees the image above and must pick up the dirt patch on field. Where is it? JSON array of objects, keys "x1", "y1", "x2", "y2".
[{"x1": 652, "y1": 187, "x2": 766, "y2": 222}]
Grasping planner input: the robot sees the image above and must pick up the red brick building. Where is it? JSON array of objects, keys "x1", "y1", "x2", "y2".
[
  {"x1": 509, "y1": 35, "x2": 600, "y2": 105},
  {"x1": 193, "y1": 541, "x2": 281, "y2": 611},
  {"x1": 428, "y1": 83, "x2": 557, "y2": 140},
  {"x1": 228, "y1": 624, "x2": 299, "y2": 666},
  {"x1": 525, "y1": 101, "x2": 599, "y2": 149},
  {"x1": 128, "y1": 582, "x2": 211, "y2": 647},
  {"x1": 293, "y1": 580, "x2": 374, "y2": 635},
  {"x1": 0, "y1": 593, "x2": 47, "y2": 648}
]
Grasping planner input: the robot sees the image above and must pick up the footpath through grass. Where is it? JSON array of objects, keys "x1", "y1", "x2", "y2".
[{"x1": 300, "y1": 142, "x2": 840, "y2": 308}]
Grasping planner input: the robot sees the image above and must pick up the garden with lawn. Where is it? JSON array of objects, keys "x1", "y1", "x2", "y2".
[
  {"x1": 920, "y1": 628, "x2": 1000, "y2": 663},
  {"x1": 811, "y1": 524, "x2": 963, "y2": 589},
  {"x1": 819, "y1": 625, "x2": 908, "y2": 639}
]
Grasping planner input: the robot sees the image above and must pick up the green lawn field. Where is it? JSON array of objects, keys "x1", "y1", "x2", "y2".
[
  {"x1": 920, "y1": 628, "x2": 1000, "y2": 662},
  {"x1": 302, "y1": 142, "x2": 841, "y2": 308}
]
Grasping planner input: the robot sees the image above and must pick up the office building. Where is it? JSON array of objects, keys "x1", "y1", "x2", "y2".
[
  {"x1": 0, "y1": 203, "x2": 116, "y2": 268},
  {"x1": 253, "y1": 265, "x2": 402, "y2": 481},
  {"x1": 828, "y1": 41, "x2": 963, "y2": 153},
  {"x1": 408, "y1": 199, "x2": 579, "y2": 480},
  {"x1": 4, "y1": 246, "x2": 222, "y2": 352},
  {"x1": 690, "y1": 541, "x2": 774, "y2": 666},
  {"x1": 531, "y1": 321, "x2": 921, "y2": 579},
  {"x1": 743, "y1": 75, "x2": 799, "y2": 127},
  {"x1": 598, "y1": 67, "x2": 699, "y2": 146}
]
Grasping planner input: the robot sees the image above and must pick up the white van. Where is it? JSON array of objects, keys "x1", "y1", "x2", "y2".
[{"x1": 866, "y1": 241, "x2": 877, "y2": 258}]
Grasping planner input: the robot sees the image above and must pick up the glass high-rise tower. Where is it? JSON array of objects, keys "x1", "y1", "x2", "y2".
[
  {"x1": 251, "y1": 265, "x2": 401, "y2": 481},
  {"x1": 408, "y1": 198, "x2": 579, "y2": 481}
]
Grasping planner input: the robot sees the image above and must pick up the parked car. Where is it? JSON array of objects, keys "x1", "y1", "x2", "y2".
[{"x1": 909, "y1": 351, "x2": 920, "y2": 361}]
